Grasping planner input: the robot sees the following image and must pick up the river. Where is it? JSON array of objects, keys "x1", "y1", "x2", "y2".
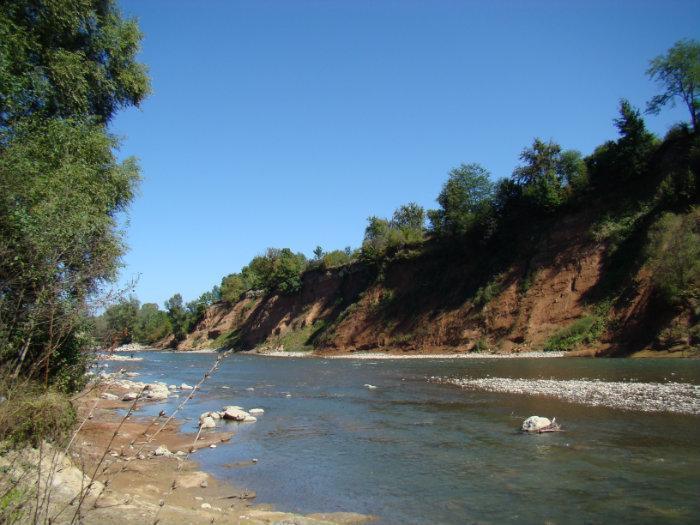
[{"x1": 114, "y1": 352, "x2": 700, "y2": 524}]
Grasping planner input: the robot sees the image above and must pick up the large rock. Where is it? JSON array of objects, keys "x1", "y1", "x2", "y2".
[
  {"x1": 522, "y1": 416, "x2": 552, "y2": 432},
  {"x1": 122, "y1": 392, "x2": 139, "y2": 401},
  {"x1": 180, "y1": 383, "x2": 194, "y2": 391},
  {"x1": 199, "y1": 416, "x2": 216, "y2": 429},
  {"x1": 145, "y1": 383, "x2": 170, "y2": 400},
  {"x1": 100, "y1": 392, "x2": 119, "y2": 400},
  {"x1": 222, "y1": 408, "x2": 248, "y2": 421},
  {"x1": 154, "y1": 445, "x2": 172, "y2": 457},
  {"x1": 222, "y1": 408, "x2": 257, "y2": 422},
  {"x1": 249, "y1": 408, "x2": 265, "y2": 415}
]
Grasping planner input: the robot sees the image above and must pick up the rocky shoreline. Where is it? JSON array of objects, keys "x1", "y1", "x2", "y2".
[
  {"x1": 6, "y1": 369, "x2": 372, "y2": 524},
  {"x1": 435, "y1": 376, "x2": 700, "y2": 415}
]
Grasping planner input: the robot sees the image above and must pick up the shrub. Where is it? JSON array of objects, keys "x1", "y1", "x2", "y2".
[
  {"x1": 543, "y1": 314, "x2": 605, "y2": 352},
  {"x1": 646, "y1": 209, "x2": 700, "y2": 309},
  {"x1": 0, "y1": 383, "x2": 76, "y2": 447},
  {"x1": 473, "y1": 277, "x2": 504, "y2": 307}
]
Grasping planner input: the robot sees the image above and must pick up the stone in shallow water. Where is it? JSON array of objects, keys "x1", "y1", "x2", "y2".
[
  {"x1": 199, "y1": 416, "x2": 216, "y2": 429},
  {"x1": 522, "y1": 416, "x2": 551, "y2": 432}
]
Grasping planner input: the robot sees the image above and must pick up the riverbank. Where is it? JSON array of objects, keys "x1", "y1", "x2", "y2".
[
  {"x1": 3, "y1": 373, "x2": 371, "y2": 524},
  {"x1": 236, "y1": 349, "x2": 566, "y2": 359}
]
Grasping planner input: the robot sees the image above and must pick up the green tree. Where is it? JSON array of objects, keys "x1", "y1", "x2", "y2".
[
  {"x1": 321, "y1": 250, "x2": 352, "y2": 269},
  {"x1": 0, "y1": 0, "x2": 149, "y2": 387},
  {"x1": 221, "y1": 273, "x2": 247, "y2": 303},
  {"x1": 101, "y1": 297, "x2": 140, "y2": 344},
  {"x1": 646, "y1": 39, "x2": 700, "y2": 131},
  {"x1": 164, "y1": 293, "x2": 187, "y2": 341},
  {"x1": 588, "y1": 100, "x2": 656, "y2": 184},
  {"x1": 429, "y1": 163, "x2": 494, "y2": 236},
  {"x1": 313, "y1": 246, "x2": 324, "y2": 260},
  {"x1": 264, "y1": 248, "x2": 308, "y2": 294},
  {"x1": 0, "y1": 0, "x2": 150, "y2": 128},
  {"x1": 133, "y1": 303, "x2": 172, "y2": 344},
  {"x1": 513, "y1": 139, "x2": 585, "y2": 212}
]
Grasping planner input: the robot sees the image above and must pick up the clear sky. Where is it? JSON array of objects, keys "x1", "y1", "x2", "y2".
[{"x1": 112, "y1": 0, "x2": 700, "y2": 307}]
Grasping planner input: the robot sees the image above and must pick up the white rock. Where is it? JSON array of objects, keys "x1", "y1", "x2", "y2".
[
  {"x1": 100, "y1": 392, "x2": 119, "y2": 400},
  {"x1": 222, "y1": 408, "x2": 249, "y2": 421},
  {"x1": 145, "y1": 384, "x2": 170, "y2": 400},
  {"x1": 168, "y1": 384, "x2": 177, "y2": 390},
  {"x1": 249, "y1": 408, "x2": 264, "y2": 415},
  {"x1": 180, "y1": 383, "x2": 194, "y2": 391},
  {"x1": 222, "y1": 405, "x2": 243, "y2": 411},
  {"x1": 242, "y1": 415, "x2": 257, "y2": 423},
  {"x1": 122, "y1": 392, "x2": 139, "y2": 401},
  {"x1": 199, "y1": 416, "x2": 216, "y2": 429},
  {"x1": 154, "y1": 445, "x2": 172, "y2": 457},
  {"x1": 201, "y1": 503, "x2": 211, "y2": 509},
  {"x1": 364, "y1": 384, "x2": 377, "y2": 389},
  {"x1": 522, "y1": 416, "x2": 552, "y2": 432},
  {"x1": 245, "y1": 387, "x2": 255, "y2": 392}
]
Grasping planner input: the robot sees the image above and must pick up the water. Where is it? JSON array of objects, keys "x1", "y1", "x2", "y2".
[{"x1": 114, "y1": 353, "x2": 700, "y2": 524}]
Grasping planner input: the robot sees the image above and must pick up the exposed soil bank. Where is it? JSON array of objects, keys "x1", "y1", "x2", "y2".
[{"x1": 156, "y1": 206, "x2": 698, "y2": 359}]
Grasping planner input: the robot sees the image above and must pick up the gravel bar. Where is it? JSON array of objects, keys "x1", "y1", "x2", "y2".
[{"x1": 434, "y1": 376, "x2": 700, "y2": 415}]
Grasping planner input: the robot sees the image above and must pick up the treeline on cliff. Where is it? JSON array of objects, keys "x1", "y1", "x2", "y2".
[{"x1": 98, "y1": 41, "x2": 700, "y2": 355}]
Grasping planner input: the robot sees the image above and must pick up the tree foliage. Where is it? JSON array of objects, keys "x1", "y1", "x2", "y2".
[
  {"x1": 588, "y1": 100, "x2": 656, "y2": 185},
  {"x1": 512, "y1": 139, "x2": 586, "y2": 212},
  {"x1": 646, "y1": 39, "x2": 700, "y2": 131},
  {"x1": 429, "y1": 163, "x2": 494, "y2": 236},
  {"x1": 0, "y1": 0, "x2": 150, "y2": 129},
  {"x1": 0, "y1": 0, "x2": 149, "y2": 387}
]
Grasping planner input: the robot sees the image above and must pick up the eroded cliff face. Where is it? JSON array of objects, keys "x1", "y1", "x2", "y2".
[{"x1": 165, "y1": 209, "x2": 692, "y2": 357}]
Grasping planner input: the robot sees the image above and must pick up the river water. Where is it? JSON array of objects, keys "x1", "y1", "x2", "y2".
[{"x1": 116, "y1": 352, "x2": 700, "y2": 524}]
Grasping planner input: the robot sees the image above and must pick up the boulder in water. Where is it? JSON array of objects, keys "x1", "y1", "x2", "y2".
[
  {"x1": 522, "y1": 416, "x2": 552, "y2": 432},
  {"x1": 199, "y1": 416, "x2": 216, "y2": 429},
  {"x1": 222, "y1": 408, "x2": 248, "y2": 421}
]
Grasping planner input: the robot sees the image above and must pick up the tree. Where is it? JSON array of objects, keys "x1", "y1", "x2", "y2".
[
  {"x1": 164, "y1": 293, "x2": 187, "y2": 341},
  {"x1": 221, "y1": 273, "x2": 247, "y2": 303},
  {"x1": 313, "y1": 246, "x2": 324, "y2": 260},
  {"x1": 391, "y1": 203, "x2": 425, "y2": 232},
  {"x1": 429, "y1": 163, "x2": 494, "y2": 236},
  {"x1": 0, "y1": 0, "x2": 149, "y2": 388},
  {"x1": 133, "y1": 303, "x2": 172, "y2": 344},
  {"x1": 101, "y1": 297, "x2": 140, "y2": 344},
  {"x1": 512, "y1": 139, "x2": 584, "y2": 212},
  {"x1": 588, "y1": 100, "x2": 656, "y2": 184},
  {"x1": 0, "y1": 0, "x2": 150, "y2": 129},
  {"x1": 646, "y1": 39, "x2": 700, "y2": 131}
]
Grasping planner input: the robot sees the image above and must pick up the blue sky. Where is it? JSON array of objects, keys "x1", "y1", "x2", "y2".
[{"x1": 112, "y1": 0, "x2": 700, "y2": 306}]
